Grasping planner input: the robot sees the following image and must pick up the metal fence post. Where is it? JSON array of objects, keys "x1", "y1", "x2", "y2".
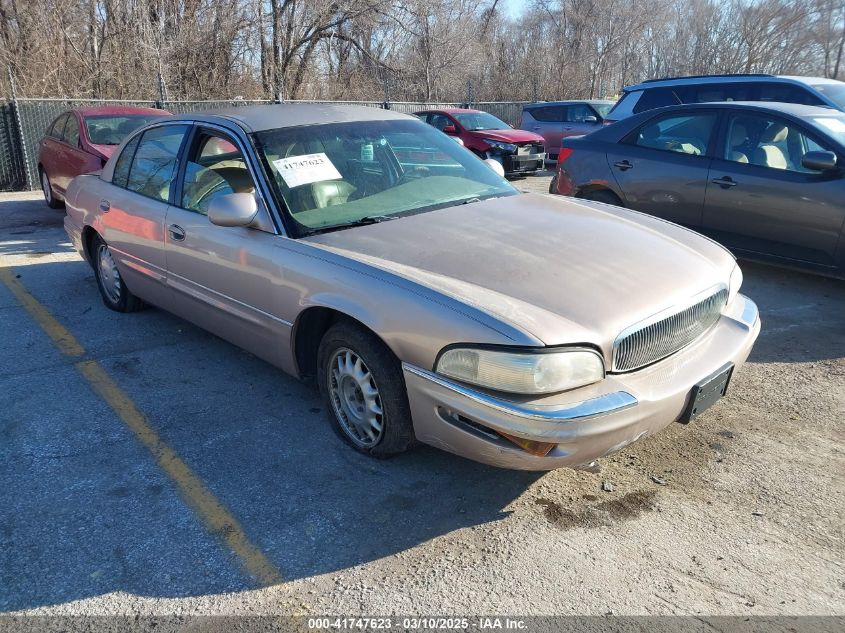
[
  {"x1": 382, "y1": 76, "x2": 391, "y2": 110},
  {"x1": 8, "y1": 67, "x2": 32, "y2": 190}
]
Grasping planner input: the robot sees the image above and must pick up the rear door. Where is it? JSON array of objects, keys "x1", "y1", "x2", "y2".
[
  {"x1": 606, "y1": 109, "x2": 719, "y2": 227},
  {"x1": 39, "y1": 113, "x2": 69, "y2": 184},
  {"x1": 99, "y1": 123, "x2": 190, "y2": 303},
  {"x1": 702, "y1": 111, "x2": 845, "y2": 266},
  {"x1": 52, "y1": 113, "x2": 99, "y2": 193}
]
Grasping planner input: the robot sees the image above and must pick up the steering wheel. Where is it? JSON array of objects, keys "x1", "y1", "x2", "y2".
[{"x1": 397, "y1": 165, "x2": 430, "y2": 184}]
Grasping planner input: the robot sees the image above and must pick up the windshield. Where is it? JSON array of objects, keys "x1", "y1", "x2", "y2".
[
  {"x1": 454, "y1": 112, "x2": 510, "y2": 131},
  {"x1": 84, "y1": 114, "x2": 161, "y2": 145},
  {"x1": 809, "y1": 82, "x2": 845, "y2": 110},
  {"x1": 255, "y1": 119, "x2": 517, "y2": 235},
  {"x1": 592, "y1": 103, "x2": 613, "y2": 118},
  {"x1": 809, "y1": 115, "x2": 845, "y2": 145}
]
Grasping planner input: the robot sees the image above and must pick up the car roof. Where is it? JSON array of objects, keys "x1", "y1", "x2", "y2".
[
  {"x1": 74, "y1": 105, "x2": 170, "y2": 117},
  {"x1": 171, "y1": 103, "x2": 414, "y2": 132},
  {"x1": 654, "y1": 101, "x2": 841, "y2": 117},
  {"x1": 414, "y1": 107, "x2": 482, "y2": 115},
  {"x1": 623, "y1": 74, "x2": 839, "y2": 92},
  {"x1": 524, "y1": 100, "x2": 614, "y2": 108}
]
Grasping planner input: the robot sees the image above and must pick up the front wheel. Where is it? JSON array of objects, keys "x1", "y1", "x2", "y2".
[
  {"x1": 317, "y1": 321, "x2": 415, "y2": 457},
  {"x1": 40, "y1": 169, "x2": 64, "y2": 209},
  {"x1": 92, "y1": 235, "x2": 144, "y2": 312}
]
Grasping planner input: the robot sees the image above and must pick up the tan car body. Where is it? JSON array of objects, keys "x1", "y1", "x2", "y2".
[{"x1": 63, "y1": 105, "x2": 760, "y2": 470}]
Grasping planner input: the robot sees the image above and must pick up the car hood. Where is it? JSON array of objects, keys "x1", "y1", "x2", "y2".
[
  {"x1": 467, "y1": 129, "x2": 544, "y2": 144},
  {"x1": 303, "y1": 193, "x2": 735, "y2": 356}
]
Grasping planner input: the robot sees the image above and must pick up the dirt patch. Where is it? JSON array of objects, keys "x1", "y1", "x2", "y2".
[{"x1": 535, "y1": 490, "x2": 657, "y2": 530}]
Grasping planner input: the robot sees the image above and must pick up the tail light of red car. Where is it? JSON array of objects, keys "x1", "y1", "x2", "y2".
[{"x1": 556, "y1": 147, "x2": 574, "y2": 169}]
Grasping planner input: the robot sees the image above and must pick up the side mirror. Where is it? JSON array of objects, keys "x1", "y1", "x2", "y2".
[
  {"x1": 442, "y1": 125, "x2": 457, "y2": 135},
  {"x1": 484, "y1": 158, "x2": 505, "y2": 177},
  {"x1": 584, "y1": 115, "x2": 598, "y2": 124},
  {"x1": 801, "y1": 150, "x2": 837, "y2": 172},
  {"x1": 208, "y1": 192, "x2": 259, "y2": 227}
]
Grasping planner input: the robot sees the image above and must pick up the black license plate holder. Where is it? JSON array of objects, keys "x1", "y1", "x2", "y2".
[{"x1": 681, "y1": 363, "x2": 734, "y2": 424}]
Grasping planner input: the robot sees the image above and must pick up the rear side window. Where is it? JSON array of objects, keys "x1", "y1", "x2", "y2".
[
  {"x1": 112, "y1": 135, "x2": 141, "y2": 188},
  {"x1": 630, "y1": 113, "x2": 717, "y2": 156},
  {"x1": 632, "y1": 88, "x2": 682, "y2": 114},
  {"x1": 606, "y1": 91, "x2": 642, "y2": 120},
  {"x1": 125, "y1": 125, "x2": 189, "y2": 202},
  {"x1": 62, "y1": 115, "x2": 80, "y2": 147},
  {"x1": 527, "y1": 106, "x2": 566, "y2": 122},
  {"x1": 678, "y1": 83, "x2": 754, "y2": 103},
  {"x1": 755, "y1": 83, "x2": 824, "y2": 106}
]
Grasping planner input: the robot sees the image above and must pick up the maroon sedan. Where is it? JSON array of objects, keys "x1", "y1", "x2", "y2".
[
  {"x1": 38, "y1": 106, "x2": 169, "y2": 208},
  {"x1": 415, "y1": 108, "x2": 545, "y2": 176}
]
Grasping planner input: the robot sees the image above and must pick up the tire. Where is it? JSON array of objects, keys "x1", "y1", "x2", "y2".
[
  {"x1": 91, "y1": 235, "x2": 144, "y2": 312},
  {"x1": 582, "y1": 189, "x2": 623, "y2": 207},
  {"x1": 548, "y1": 174, "x2": 558, "y2": 194},
  {"x1": 40, "y1": 168, "x2": 64, "y2": 209},
  {"x1": 317, "y1": 321, "x2": 415, "y2": 457}
]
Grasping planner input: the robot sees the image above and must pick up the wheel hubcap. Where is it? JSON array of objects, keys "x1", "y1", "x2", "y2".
[
  {"x1": 41, "y1": 172, "x2": 51, "y2": 203},
  {"x1": 97, "y1": 244, "x2": 122, "y2": 304},
  {"x1": 328, "y1": 348, "x2": 384, "y2": 447}
]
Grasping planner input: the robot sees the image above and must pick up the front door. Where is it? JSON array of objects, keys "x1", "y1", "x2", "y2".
[
  {"x1": 606, "y1": 110, "x2": 719, "y2": 227},
  {"x1": 702, "y1": 112, "x2": 845, "y2": 266},
  {"x1": 164, "y1": 127, "x2": 288, "y2": 366}
]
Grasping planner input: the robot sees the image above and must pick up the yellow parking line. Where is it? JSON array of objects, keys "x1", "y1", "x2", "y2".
[{"x1": 0, "y1": 265, "x2": 283, "y2": 587}]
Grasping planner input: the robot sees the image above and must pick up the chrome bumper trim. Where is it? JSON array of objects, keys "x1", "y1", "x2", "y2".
[{"x1": 402, "y1": 364, "x2": 637, "y2": 422}]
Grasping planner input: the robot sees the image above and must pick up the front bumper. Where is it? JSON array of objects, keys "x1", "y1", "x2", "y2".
[{"x1": 403, "y1": 294, "x2": 760, "y2": 470}]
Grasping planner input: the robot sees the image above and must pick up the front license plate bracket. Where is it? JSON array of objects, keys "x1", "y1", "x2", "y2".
[{"x1": 680, "y1": 362, "x2": 734, "y2": 424}]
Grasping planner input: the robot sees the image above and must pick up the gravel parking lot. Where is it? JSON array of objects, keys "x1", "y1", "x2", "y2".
[{"x1": 0, "y1": 180, "x2": 843, "y2": 617}]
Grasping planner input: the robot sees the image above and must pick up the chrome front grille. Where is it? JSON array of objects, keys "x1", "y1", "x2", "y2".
[{"x1": 613, "y1": 287, "x2": 728, "y2": 372}]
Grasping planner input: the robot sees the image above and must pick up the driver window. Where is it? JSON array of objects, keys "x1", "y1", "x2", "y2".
[
  {"x1": 428, "y1": 114, "x2": 453, "y2": 132},
  {"x1": 724, "y1": 113, "x2": 833, "y2": 173},
  {"x1": 181, "y1": 132, "x2": 256, "y2": 215}
]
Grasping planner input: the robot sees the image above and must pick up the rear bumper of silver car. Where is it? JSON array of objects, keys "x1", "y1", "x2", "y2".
[{"x1": 402, "y1": 294, "x2": 760, "y2": 470}]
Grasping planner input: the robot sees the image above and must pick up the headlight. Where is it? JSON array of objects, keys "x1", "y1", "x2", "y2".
[
  {"x1": 436, "y1": 347, "x2": 605, "y2": 394},
  {"x1": 483, "y1": 139, "x2": 517, "y2": 153},
  {"x1": 728, "y1": 264, "x2": 743, "y2": 305}
]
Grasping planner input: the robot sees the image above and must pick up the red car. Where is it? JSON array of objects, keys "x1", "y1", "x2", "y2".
[
  {"x1": 415, "y1": 108, "x2": 545, "y2": 176},
  {"x1": 38, "y1": 106, "x2": 169, "y2": 208}
]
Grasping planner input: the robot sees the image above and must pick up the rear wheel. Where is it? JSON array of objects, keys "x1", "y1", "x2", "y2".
[
  {"x1": 548, "y1": 174, "x2": 558, "y2": 194},
  {"x1": 40, "y1": 169, "x2": 64, "y2": 209},
  {"x1": 582, "y1": 189, "x2": 623, "y2": 207},
  {"x1": 92, "y1": 235, "x2": 143, "y2": 312},
  {"x1": 317, "y1": 321, "x2": 415, "y2": 457}
]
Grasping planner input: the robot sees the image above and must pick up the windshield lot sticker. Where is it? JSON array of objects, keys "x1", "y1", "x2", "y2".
[{"x1": 272, "y1": 152, "x2": 341, "y2": 188}]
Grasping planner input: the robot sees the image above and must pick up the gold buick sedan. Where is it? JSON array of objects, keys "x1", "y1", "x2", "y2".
[{"x1": 63, "y1": 105, "x2": 760, "y2": 470}]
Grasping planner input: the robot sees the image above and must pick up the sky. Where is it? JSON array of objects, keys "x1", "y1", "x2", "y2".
[{"x1": 502, "y1": 0, "x2": 529, "y2": 20}]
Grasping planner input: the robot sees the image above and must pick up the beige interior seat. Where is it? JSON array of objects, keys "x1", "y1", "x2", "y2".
[
  {"x1": 753, "y1": 124, "x2": 788, "y2": 169},
  {"x1": 310, "y1": 180, "x2": 355, "y2": 208},
  {"x1": 213, "y1": 166, "x2": 255, "y2": 193}
]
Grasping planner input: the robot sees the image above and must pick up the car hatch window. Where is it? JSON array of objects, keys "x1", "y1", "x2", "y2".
[
  {"x1": 62, "y1": 115, "x2": 80, "y2": 147},
  {"x1": 632, "y1": 88, "x2": 682, "y2": 114},
  {"x1": 630, "y1": 113, "x2": 717, "y2": 156},
  {"x1": 181, "y1": 132, "x2": 256, "y2": 215},
  {"x1": 724, "y1": 113, "x2": 834, "y2": 173},
  {"x1": 125, "y1": 124, "x2": 189, "y2": 202}
]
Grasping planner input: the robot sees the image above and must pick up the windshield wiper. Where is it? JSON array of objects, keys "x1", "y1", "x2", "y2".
[{"x1": 302, "y1": 215, "x2": 397, "y2": 236}]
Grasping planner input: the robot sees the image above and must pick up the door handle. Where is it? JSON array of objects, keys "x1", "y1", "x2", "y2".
[
  {"x1": 98, "y1": 199, "x2": 110, "y2": 213},
  {"x1": 168, "y1": 224, "x2": 186, "y2": 241},
  {"x1": 614, "y1": 160, "x2": 633, "y2": 171},
  {"x1": 711, "y1": 176, "x2": 737, "y2": 188}
]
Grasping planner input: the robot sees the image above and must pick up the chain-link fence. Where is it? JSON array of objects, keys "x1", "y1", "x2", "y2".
[{"x1": 0, "y1": 97, "x2": 529, "y2": 192}]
